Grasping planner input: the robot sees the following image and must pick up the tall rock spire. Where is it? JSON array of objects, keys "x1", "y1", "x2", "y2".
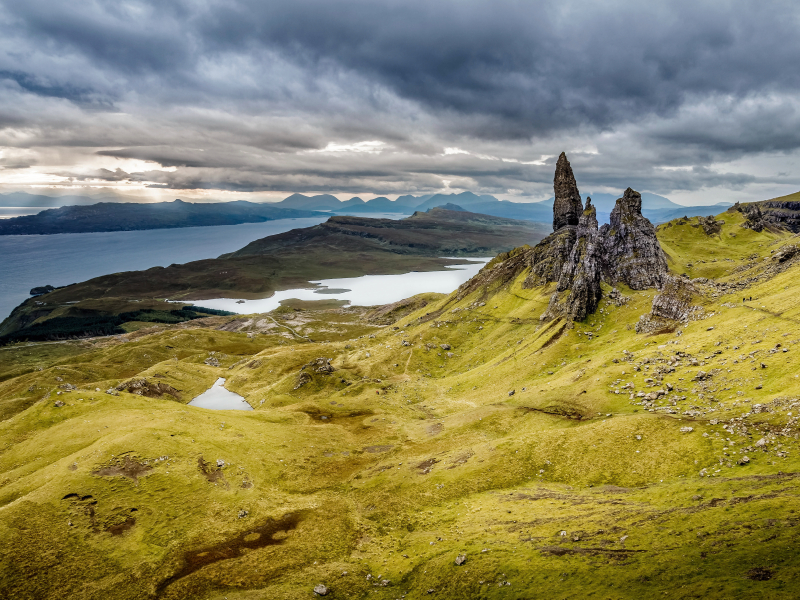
[{"x1": 552, "y1": 152, "x2": 583, "y2": 231}]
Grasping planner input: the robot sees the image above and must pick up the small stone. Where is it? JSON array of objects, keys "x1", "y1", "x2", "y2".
[
  {"x1": 54, "y1": 400, "x2": 65, "y2": 407},
  {"x1": 738, "y1": 456, "x2": 750, "y2": 465},
  {"x1": 508, "y1": 390, "x2": 515, "y2": 397},
  {"x1": 455, "y1": 554, "x2": 467, "y2": 566},
  {"x1": 440, "y1": 344, "x2": 451, "y2": 350},
  {"x1": 216, "y1": 459, "x2": 225, "y2": 467},
  {"x1": 238, "y1": 509, "x2": 248, "y2": 518},
  {"x1": 680, "y1": 426, "x2": 694, "y2": 433},
  {"x1": 755, "y1": 438, "x2": 767, "y2": 447},
  {"x1": 313, "y1": 584, "x2": 329, "y2": 596}
]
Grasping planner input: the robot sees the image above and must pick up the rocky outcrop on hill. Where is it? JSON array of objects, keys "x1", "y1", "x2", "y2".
[
  {"x1": 451, "y1": 153, "x2": 670, "y2": 324},
  {"x1": 697, "y1": 215, "x2": 723, "y2": 235},
  {"x1": 552, "y1": 152, "x2": 584, "y2": 231},
  {"x1": 600, "y1": 188, "x2": 669, "y2": 290},
  {"x1": 730, "y1": 199, "x2": 800, "y2": 233},
  {"x1": 636, "y1": 276, "x2": 702, "y2": 334},
  {"x1": 541, "y1": 198, "x2": 602, "y2": 321},
  {"x1": 740, "y1": 203, "x2": 766, "y2": 232}
]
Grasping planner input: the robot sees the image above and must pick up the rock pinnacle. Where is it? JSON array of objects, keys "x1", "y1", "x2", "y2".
[{"x1": 552, "y1": 152, "x2": 583, "y2": 231}]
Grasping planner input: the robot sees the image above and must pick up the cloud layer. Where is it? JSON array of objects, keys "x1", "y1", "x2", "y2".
[{"x1": 2, "y1": 0, "x2": 800, "y2": 203}]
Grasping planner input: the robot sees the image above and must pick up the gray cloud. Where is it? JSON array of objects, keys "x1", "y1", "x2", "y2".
[{"x1": 2, "y1": 0, "x2": 800, "y2": 202}]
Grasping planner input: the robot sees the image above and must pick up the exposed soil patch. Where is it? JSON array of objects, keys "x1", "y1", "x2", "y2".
[
  {"x1": 364, "y1": 445, "x2": 394, "y2": 453},
  {"x1": 299, "y1": 407, "x2": 374, "y2": 423},
  {"x1": 427, "y1": 422, "x2": 444, "y2": 436},
  {"x1": 106, "y1": 512, "x2": 137, "y2": 536},
  {"x1": 416, "y1": 458, "x2": 439, "y2": 474},
  {"x1": 746, "y1": 567, "x2": 773, "y2": 581},
  {"x1": 92, "y1": 455, "x2": 153, "y2": 484},
  {"x1": 156, "y1": 511, "x2": 306, "y2": 595},
  {"x1": 197, "y1": 456, "x2": 228, "y2": 488}
]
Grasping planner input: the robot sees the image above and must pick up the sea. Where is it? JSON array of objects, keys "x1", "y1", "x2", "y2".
[{"x1": 0, "y1": 217, "x2": 328, "y2": 321}]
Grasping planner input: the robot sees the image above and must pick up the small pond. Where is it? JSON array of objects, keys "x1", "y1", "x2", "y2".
[{"x1": 188, "y1": 378, "x2": 253, "y2": 411}]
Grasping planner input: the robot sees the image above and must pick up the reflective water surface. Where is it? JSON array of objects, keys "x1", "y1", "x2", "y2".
[{"x1": 188, "y1": 378, "x2": 253, "y2": 411}]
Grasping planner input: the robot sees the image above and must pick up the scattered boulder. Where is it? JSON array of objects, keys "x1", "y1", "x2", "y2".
[
  {"x1": 302, "y1": 357, "x2": 335, "y2": 374},
  {"x1": 455, "y1": 554, "x2": 467, "y2": 566},
  {"x1": 440, "y1": 344, "x2": 451, "y2": 350},
  {"x1": 54, "y1": 400, "x2": 65, "y2": 407},
  {"x1": 680, "y1": 426, "x2": 694, "y2": 433},
  {"x1": 204, "y1": 357, "x2": 220, "y2": 367},
  {"x1": 294, "y1": 372, "x2": 312, "y2": 390},
  {"x1": 772, "y1": 244, "x2": 798, "y2": 263},
  {"x1": 115, "y1": 378, "x2": 181, "y2": 399},
  {"x1": 314, "y1": 584, "x2": 329, "y2": 596}
]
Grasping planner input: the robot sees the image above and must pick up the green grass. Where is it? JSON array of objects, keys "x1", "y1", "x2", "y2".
[{"x1": 1, "y1": 210, "x2": 800, "y2": 599}]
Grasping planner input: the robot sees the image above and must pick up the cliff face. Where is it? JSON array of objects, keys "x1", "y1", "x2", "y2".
[
  {"x1": 541, "y1": 198, "x2": 602, "y2": 321},
  {"x1": 527, "y1": 156, "x2": 669, "y2": 322}
]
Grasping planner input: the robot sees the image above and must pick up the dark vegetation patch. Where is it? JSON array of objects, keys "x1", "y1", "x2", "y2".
[
  {"x1": 518, "y1": 405, "x2": 587, "y2": 420},
  {"x1": 746, "y1": 567, "x2": 773, "y2": 581},
  {"x1": 0, "y1": 306, "x2": 233, "y2": 345},
  {"x1": 156, "y1": 511, "x2": 306, "y2": 594}
]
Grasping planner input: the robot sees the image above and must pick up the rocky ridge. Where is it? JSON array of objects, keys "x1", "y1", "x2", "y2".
[{"x1": 529, "y1": 155, "x2": 669, "y2": 322}]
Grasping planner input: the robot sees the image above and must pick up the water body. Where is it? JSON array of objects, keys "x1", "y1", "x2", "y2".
[
  {"x1": 188, "y1": 378, "x2": 253, "y2": 410},
  {"x1": 189, "y1": 259, "x2": 492, "y2": 314},
  {"x1": 0, "y1": 217, "x2": 330, "y2": 320}
]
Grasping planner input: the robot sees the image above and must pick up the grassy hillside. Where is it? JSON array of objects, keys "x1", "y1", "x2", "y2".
[{"x1": 1, "y1": 211, "x2": 799, "y2": 598}]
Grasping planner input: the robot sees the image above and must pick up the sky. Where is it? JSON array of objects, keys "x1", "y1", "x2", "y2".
[{"x1": 2, "y1": 0, "x2": 800, "y2": 206}]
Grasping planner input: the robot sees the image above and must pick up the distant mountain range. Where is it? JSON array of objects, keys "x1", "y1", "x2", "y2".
[
  {"x1": 277, "y1": 190, "x2": 734, "y2": 224},
  {"x1": 0, "y1": 188, "x2": 737, "y2": 234}
]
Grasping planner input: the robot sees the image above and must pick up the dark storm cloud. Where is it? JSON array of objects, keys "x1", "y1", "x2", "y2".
[{"x1": 2, "y1": 0, "x2": 800, "y2": 199}]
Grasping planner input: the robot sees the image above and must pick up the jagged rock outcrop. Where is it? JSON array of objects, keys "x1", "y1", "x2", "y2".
[
  {"x1": 552, "y1": 152, "x2": 584, "y2": 231},
  {"x1": 730, "y1": 200, "x2": 800, "y2": 233},
  {"x1": 600, "y1": 188, "x2": 669, "y2": 290},
  {"x1": 542, "y1": 198, "x2": 602, "y2": 321},
  {"x1": 697, "y1": 215, "x2": 723, "y2": 235},
  {"x1": 450, "y1": 153, "x2": 672, "y2": 324},
  {"x1": 740, "y1": 203, "x2": 766, "y2": 232},
  {"x1": 636, "y1": 276, "x2": 702, "y2": 334}
]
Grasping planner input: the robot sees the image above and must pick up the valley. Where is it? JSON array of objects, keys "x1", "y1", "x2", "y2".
[{"x1": 1, "y1": 157, "x2": 799, "y2": 598}]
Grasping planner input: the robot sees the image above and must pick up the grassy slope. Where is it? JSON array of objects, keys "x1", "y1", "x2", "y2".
[{"x1": 1, "y1": 213, "x2": 800, "y2": 598}]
